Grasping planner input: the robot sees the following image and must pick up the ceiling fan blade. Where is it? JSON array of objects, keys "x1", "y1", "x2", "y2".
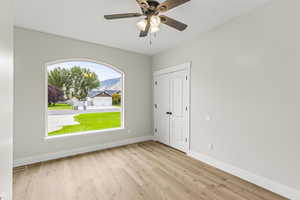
[
  {"x1": 104, "y1": 13, "x2": 142, "y2": 20},
  {"x1": 160, "y1": 15, "x2": 188, "y2": 31},
  {"x1": 139, "y1": 17, "x2": 151, "y2": 37},
  {"x1": 158, "y1": 0, "x2": 190, "y2": 12}
]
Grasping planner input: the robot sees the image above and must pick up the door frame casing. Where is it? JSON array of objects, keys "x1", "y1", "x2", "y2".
[{"x1": 153, "y1": 62, "x2": 191, "y2": 153}]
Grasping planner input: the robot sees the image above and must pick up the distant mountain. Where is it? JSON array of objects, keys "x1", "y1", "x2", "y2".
[{"x1": 100, "y1": 78, "x2": 121, "y2": 90}]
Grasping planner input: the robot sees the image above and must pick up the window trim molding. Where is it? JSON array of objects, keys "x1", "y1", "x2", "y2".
[
  {"x1": 44, "y1": 58, "x2": 125, "y2": 139},
  {"x1": 44, "y1": 127, "x2": 126, "y2": 140}
]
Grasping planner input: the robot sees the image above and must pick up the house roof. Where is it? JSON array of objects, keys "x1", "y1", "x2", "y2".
[{"x1": 88, "y1": 90, "x2": 120, "y2": 98}]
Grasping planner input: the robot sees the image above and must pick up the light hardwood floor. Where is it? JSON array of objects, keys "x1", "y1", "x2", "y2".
[{"x1": 13, "y1": 141, "x2": 287, "y2": 200}]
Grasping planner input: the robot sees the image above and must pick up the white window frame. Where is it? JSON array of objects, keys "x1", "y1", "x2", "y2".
[{"x1": 44, "y1": 58, "x2": 125, "y2": 140}]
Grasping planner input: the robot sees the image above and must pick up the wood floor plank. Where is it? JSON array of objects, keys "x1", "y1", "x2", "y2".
[{"x1": 13, "y1": 141, "x2": 288, "y2": 200}]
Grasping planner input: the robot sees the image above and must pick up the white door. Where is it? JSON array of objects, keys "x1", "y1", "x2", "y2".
[
  {"x1": 169, "y1": 70, "x2": 189, "y2": 152},
  {"x1": 154, "y1": 66, "x2": 189, "y2": 152},
  {"x1": 154, "y1": 74, "x2": 170, "y2": 145}
]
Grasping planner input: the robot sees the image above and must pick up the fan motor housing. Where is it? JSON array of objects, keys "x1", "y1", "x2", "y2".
[
  {"x1": 147, "y1": 0, "x2": 160, "y2": 7},
  {"x1": 144, "y1": 0, "x2": 160, "y2": 15}
]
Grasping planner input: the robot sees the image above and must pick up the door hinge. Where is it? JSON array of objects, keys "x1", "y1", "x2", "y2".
[
  {"x1": 155, "y1": 128, "x2": 157, "y2": 132},
  {"x1": 185, "y1": 138, "x2": 188, "y2": 143},
  {"x1": 185, "y1": 106, "x2": 188, "y2": 111},
  {"x1": 186, "y1": 76, "x2": 188, "y2": 80}
]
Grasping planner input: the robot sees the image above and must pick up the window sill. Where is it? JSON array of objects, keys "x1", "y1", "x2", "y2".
[{"x1": 44, "y1": 127, "x2": 125, "y2": 140}]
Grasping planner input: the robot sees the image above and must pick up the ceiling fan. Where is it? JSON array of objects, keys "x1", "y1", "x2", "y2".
[{"x1": 104, "y1": 0, "x2": 190, "y2": 37}]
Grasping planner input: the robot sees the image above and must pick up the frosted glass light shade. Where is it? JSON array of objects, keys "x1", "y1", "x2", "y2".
[{"x1": 136, "y1": 16, "x2": 161, "y2": 33}]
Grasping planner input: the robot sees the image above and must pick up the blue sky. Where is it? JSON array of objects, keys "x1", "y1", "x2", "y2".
[{"x1": 48, "y1": 61, "x2": 121, "y2": 81}]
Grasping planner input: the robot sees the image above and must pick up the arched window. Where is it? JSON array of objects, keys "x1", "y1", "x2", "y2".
[{"x1": 46, "y1": 59, "x2": 124, "y2": 138}]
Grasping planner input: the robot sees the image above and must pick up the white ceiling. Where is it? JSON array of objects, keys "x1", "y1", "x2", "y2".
[{"x1": 15, "y1": 0, "x2": 271, "y2": 55}]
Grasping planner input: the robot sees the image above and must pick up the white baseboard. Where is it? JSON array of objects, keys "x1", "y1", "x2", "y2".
[
  {"x1": 188, "y1": 151, "x2": 300, "y2": 200},
  {"x1": 14, "y1": 135, "x2": 154, "y2": 167}
]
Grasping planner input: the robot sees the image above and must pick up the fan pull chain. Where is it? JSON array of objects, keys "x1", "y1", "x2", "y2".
[
  {"x1": 149, "y1": 33, "x2": 153, "y2": 46},
  {"x1": 148, "y1": 32, "x2": 157, "y2": 46}
]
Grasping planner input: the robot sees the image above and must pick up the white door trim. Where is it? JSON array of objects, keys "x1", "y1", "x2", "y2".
[
  {"x1": 153, "y1": 62, "x2": 191, "y2": 153},
  {"x1": 153, "y1": 62, "x2": 191, "y2": 76}
]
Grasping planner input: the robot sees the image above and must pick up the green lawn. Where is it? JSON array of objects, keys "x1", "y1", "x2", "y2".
[
  {"x1": 48, "y1": 112, "x2": 121, "y2": 136},
  {"x1": 48, "y1": 104, "x2": 73, "y2": 110}
]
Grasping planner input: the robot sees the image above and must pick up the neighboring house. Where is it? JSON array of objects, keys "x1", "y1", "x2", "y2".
[
  {"x1": 87, "y1": 77, "x2": 121, "y2": 107},
  {"x1": 88, "y1": 90, "x2": 120, "y2": 107}
]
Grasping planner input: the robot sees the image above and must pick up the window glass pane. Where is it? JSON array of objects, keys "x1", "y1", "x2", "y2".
[{"x1": 47, "y1": 60, "x2": 123, "y2": 137}]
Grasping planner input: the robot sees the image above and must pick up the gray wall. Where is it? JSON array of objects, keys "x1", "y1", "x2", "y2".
[
  {"x1": 152, "y1": 0, "x2": 300, "y2": 191},
  {"x1": 14, "y1": 28, "x2": 153, "y2": 160},
  {"x1": 0, "y1": 0, "x2": 13, "y2": 199}
]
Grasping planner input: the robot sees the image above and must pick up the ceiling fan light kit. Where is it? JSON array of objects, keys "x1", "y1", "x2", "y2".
[
  {"x1": 137, "y1": 15, "x2": 161, "y2": 33},
  {"x1": 104, "y1": 0, "x2": 190, "y2": 39}
]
